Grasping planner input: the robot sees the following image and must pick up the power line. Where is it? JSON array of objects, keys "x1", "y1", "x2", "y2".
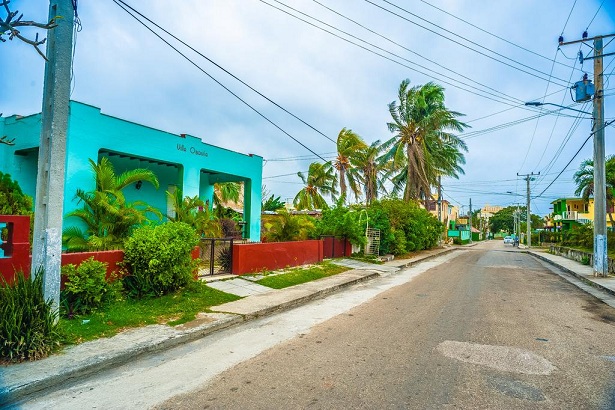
[
  {"x1": 259, "y1": 0, "x2": 533, "y2": 108},
  {"x1": 308, "y1": 0, "x2": 527, "y2": 105},
  {"x1": 534, "y1": 132, "x2": 591, "y2": 198},
  {"x1": 112, "y1": 0, "x2": 328, "y2": 161},
  {"x1": 366, "y1": 0, "x2": 571, "y2": 87},
  {"x1": 417, "y1": 0, "x2": 579, "y2": 72}
]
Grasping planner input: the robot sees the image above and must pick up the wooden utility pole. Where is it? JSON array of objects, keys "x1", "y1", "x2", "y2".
[{"x1": 31, "y1": 0, "x2": 74, "y2": 313}]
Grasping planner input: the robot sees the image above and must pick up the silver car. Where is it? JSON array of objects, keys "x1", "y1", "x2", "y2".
[{"x1": 503, "y1": 236, "x2": 514, "y2": 244}]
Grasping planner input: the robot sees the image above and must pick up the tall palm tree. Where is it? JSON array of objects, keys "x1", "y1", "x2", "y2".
[
  {"x1": 62, "y1": 157, "x2": 160, "y2": 251},
  {"x1": 334, "y1": 128, "x2": 367, "y2": 202},
  {"x1": 293, "y1": 162, "x2": 338, "y2": 210},
  {"x1": 382, "y1": 79, "x2": 468, "y2": 202},
  {"x1": 352, "y1": 140, "x2": 386, "y2": 205},
  {"x1": 574, "y1": 156, "x2": 615, "y2": 227}
]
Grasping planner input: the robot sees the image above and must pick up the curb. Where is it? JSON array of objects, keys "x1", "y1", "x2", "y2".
[
  {"x1": 390, "y1": 247, "x2": 460, "y2": 270},
  {"x1": 0, "y1": 269, "x2": 380, "y2": 407},
  {"x1": 527, "y1": 251, "x2": 615, "y2": 298}
]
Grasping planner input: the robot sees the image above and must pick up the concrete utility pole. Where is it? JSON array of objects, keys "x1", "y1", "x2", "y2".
[
  {"x1": 469, "y1": 198, "x2": 472, "y2": 244},
  {"x1": 518, "y1": 172, "x2": 539, "y2": 248},
  {"x1": 31, "y1": 0, "x2": 74, "y2": 312},
  {"x1": 560, "y1": 33, "x2": 613, "y2": 276}
]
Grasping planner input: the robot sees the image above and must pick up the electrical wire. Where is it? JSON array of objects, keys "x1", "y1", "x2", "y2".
[
  {"x1": 112, "y1": 0, "x2": 328, "y2": 162},
  {"x1": 366, "y1": 0, "x2": 570, "y2": 86},
  {"x1": 259, "y1": 0, "x2": 529, "y2": 108},
  {"x1": 416, "y1": 0, "x2": 579, "y2": 72},
  {"x1": 114, "y1": 0, "x2": 337, "y2": 144},
  {"x1": 308, "y1": 0, "x2": 527, "y2": 105}
]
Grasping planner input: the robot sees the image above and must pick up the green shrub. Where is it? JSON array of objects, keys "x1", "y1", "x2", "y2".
[
  {"x1": 0, "y1": 270, "x2": 60, "y2": 363},
  {"x1": 263, "y1": 210, "x2": 315, "y2": 242},
  {"x1": 313, "y1": 202, "x2": 367, "y2": 247},
  {"x1": 122, "y1": 222, "x2": 198, "y2": 298},
  {"x1": 61, "y1": 257, "x2": 117, "y2": 317}
]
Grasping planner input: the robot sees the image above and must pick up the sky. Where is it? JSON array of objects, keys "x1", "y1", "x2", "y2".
[{"x1": 1, "y1": 0, "x2": 614, "y2": 216}]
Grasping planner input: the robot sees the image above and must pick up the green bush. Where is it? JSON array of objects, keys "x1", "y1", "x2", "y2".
[
  {"x1": 61, "y1": 257, "x2": 117, "y2": 317},
  {"x1": 0, "y1": 270, "x2": 60, "y2": 363},
  {"x1": 313, "y1": 202, "x2": 367, "y2": 247},
  {"x1": 367, "y1": 199, "x2": 442, "y2": 255},
  {"x1": 263, "y1": 210, "x2": 315, "y2": 242},
  {"x1": 122, "y1": 222, "x2": 198, "y2": 298}
]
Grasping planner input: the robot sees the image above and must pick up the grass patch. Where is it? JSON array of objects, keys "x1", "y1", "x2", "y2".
[
  {"x1": 349, "y1": 254, "x2": 383, "y2": 265},
  {"x1": 255, "y1": 262, "x2": 349, "y2": 289},
  {"x1": 60, "y1": 281, "x2": 240, "y2": 344}
]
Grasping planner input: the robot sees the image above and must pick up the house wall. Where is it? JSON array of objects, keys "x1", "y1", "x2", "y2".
[{"x1": 0, "y1": 101, "x2": 263, "y2": 241}]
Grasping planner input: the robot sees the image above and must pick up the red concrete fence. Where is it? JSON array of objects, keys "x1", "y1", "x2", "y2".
[
  {"x1": 232, "y1": 240, "x2": 324, "y2": 275},
  {"x1": 1, "y1": 214, "x2": 351, "y2": 282}
]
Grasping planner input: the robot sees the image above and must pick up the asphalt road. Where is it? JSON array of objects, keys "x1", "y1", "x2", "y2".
[
  {"x1": 21, "y1": 242, "x2": 615, "y2": 409},
  {"x1": 158, "y1": 242, "x2": 615, "y2": 409}
]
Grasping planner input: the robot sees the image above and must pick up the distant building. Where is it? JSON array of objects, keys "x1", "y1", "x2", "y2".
[{"x1": 0, "y1": 101, "x2": 263, "y2": 241}]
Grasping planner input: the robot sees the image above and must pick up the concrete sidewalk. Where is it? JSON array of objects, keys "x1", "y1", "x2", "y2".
[
  {"x1": 0, "y1": 247, "x2": 457, "y2": 407},
  {"x1": 527, "y1": 249, "x2": 615, "y2": 307}
]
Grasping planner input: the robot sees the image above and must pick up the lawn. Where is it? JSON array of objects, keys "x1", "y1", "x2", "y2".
[
  {"x1": 60, "y1": 281, "x2": 241, "y2": 344},
  {"x1": 255, "y1": 262, "x2": 349, "y2": 289}
]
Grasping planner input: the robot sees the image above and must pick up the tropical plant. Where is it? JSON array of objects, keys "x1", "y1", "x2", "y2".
[
  {"x1": 262, "y1": 194, "x2": 285, "y2": 212},
  {"x1": 382, "y1": 79, "x2": 468, "y2": 202},
  {"x1": 294, "y1": 162, "x2": 338, "y2": 210},
  {"x1": 367, "y1": 198, "x2": 442, "y2": 255},
  {"x1": 1, "y1": 269, "x2": 60, "y2": 363},
  {"x1": 334, "y1": 128, "x2": 367, "y2": 202},
  {"x1": 313, "y1": 202, "x2": 367, "y2": 247},
  {"x1": 122, "y1": 222, "x2": 198, "y2": 298},
  {"x1": 62, "y1": 157, "x2": 161, "y2": 251},
  {"x1": 353, "y1": 140, "x2": 387, "y2": 205},
  {"x1": 0, "y1": 171, "x2": 34, "y2": 241},
  {"x1": 263, "y1": 210, "x2": 315, "y2": 242},
  {"x1": 573, "y1": 156, "x2": 615, "y2": 227},
  {"x1": 213, "y1": 182, "x2": 241, "y2": 208},
  {"x1": 0, "y1": 171, "x2": 33, "y2": 215},
  {"x1": 61, "y1": 257, "x2": 118, "y2": 317},
  {"x1": 166, "y1": 189, "x2": 222, "y2": 237}
]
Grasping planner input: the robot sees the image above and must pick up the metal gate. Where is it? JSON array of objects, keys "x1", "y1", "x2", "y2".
[{"x1": 198, "y1": 238, "x2": 234, "y2": 276}]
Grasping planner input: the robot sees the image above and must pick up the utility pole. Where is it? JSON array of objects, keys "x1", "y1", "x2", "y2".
[
  {"x1": 560, "y1": 33, "x2": 613, "y2": 276},
  {"x1": 31, "y1": 0, "x2": 74, "y2": 313},
  {"x1": 469, "y1": 198, "x2": 472, "y2": 244},
  {"x1": 518, "y1": 172, "x2": 539, "y2": 248}
]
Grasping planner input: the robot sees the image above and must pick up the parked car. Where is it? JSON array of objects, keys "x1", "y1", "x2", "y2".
[{"x1": 503, "y1": 236, "x2": 514, "y2": 244}]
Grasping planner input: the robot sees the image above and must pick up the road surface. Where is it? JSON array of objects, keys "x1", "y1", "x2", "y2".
[{"x1": 21, "y1": 241, "x2": 615, "y2": 409}]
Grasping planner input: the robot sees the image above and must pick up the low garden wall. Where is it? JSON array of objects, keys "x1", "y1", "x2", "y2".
[
  {"x1": 232, "y1": 240, "x2": 324, "y2": 275},
  {"x1": 549, "y1": 245, "x2": 615, "y2": 274}
]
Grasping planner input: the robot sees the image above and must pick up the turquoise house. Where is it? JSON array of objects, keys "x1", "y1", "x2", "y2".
[{"x1": 0, "y1": 101, "x2": 262, "y2": 241}]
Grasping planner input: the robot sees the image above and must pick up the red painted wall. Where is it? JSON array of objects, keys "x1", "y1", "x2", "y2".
[
  {"x1": 0, "y1": 215, "x2": 31, "y2": 283},
  {"x1": 232, "y1": 240, "x2": 324, "y2": 275},
  {"x1": 61, "y1": 250, "x2": 125, "y2": 282}
]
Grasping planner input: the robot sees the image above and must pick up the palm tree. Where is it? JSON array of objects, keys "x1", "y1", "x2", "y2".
[
  {"x1": 213, "y1": 182, "x2": 241, "y2": 207},
  {"x1": 293, "y1": 162, "x2": 338, "y2": 210},
  {"x1": 382, "y1": 79, "x2": 468, "y2": 202},
  {"x1": 352, "y1": 140, "x2": 386, "y2": 205},
  {"x1": 62, "y1": 157, "x2": 160, "y2": 251},
  {"x1": 334, "y1": 128, "x2": 367, "y2": 202},
  {"x1": 574, "y1": 156, "x2": 615, "y2": 227}
]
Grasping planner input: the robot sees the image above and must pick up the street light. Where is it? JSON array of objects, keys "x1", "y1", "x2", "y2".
[{"x1": 524, "y1": 101, "x2": 593, "y2": 116}]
